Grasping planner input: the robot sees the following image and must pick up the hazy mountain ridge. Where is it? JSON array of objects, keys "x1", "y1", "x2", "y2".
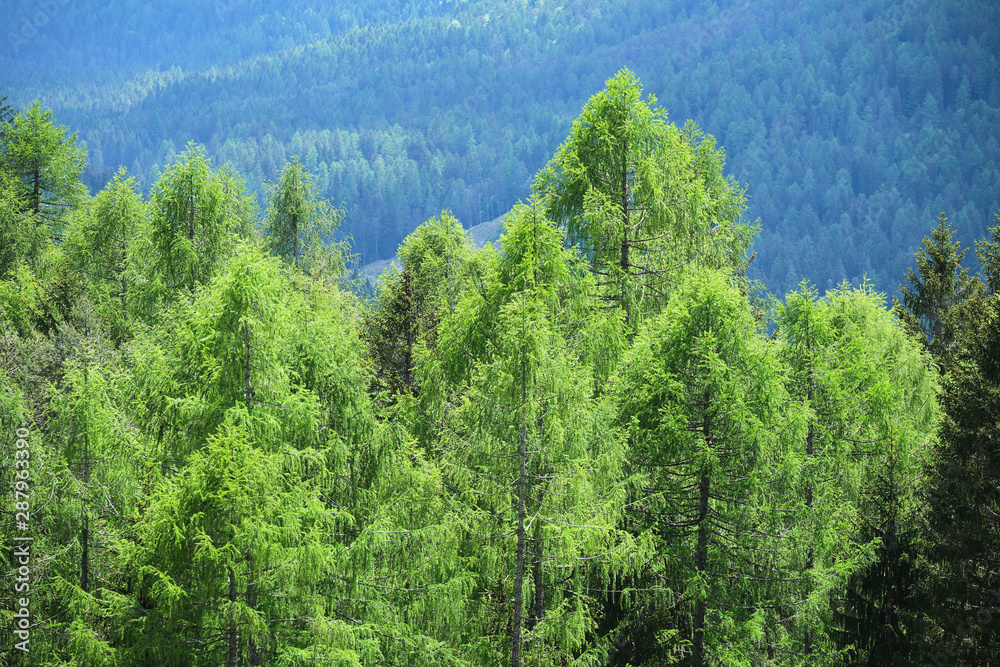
[{"x1": 3, "y1": 0, "x2": 998, "y2": 297}]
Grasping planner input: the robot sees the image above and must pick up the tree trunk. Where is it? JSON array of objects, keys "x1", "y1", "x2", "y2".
[
  {"x1": 228, "y1": 566, "x2": 239, "y2": 667},
  {"x1": 805, "y1": 332, "x2": 815, "y2": 655},
  {"x1": 81, "y1": 360, "x2": 91, "y2": 593},
  {"x1": 244, "y1": 318, "x2": 253, "y2": 411},
  {"x1": 693, "y1": 388, "x2": 712, "y2": 667},
  {"x1": 32, "y1": 167, "x2": 41, "y2": 218},
  {"x1": 529, "y1": 522, "x2": 544, "y2": 633},
  {"x1": 620, "y1": 136, "x2": 631, "y2": 328},
  {"x1": 511, "y1": 339, "x2": 529, "y2": 667},
  {"x1": 247, "y1": 554, "x2": 260, "y2": 666}
]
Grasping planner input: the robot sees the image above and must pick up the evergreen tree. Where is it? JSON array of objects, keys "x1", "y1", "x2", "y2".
[
  {"x1": 0, "y1": 101, "x2": 87, "y2": 235},
  {"x1": 974, "y1": 213, "x2": 1000, "y2": 294},
  {"x1": 892, "y1": 212, "x2": 982, "y2": 365},
  {"x1": 917, "y1": 231, "x2": 1000, "y2": 665},
  {"x1": 265, "y1": 155, "x2": 346, "y2": 275},
  {"x1": 0, "y1": 88, "x2": 15, "y2": 132},
  {"x1": 533, "y1": 69, "x2": 753, "y2": 330},
  {"x1": 613, "y1": 267, "x2": 787, "y2": 665},
  {"x1": 363, "y1": 211, "x2": 478, "y2": 401}
]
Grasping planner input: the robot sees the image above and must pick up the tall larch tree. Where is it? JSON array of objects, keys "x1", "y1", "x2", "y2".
[
  {"x1": 265, "y1": 155, "x2": 346, "y2": 275},
  {"x1": 64, "y1": 167, "x2": 147, "y2": 339},
  {"x1": 0, "y1": 101, "x2": 87, "y2": 235},
  {"x1": 429, "y1": 203, "x2": 630, "y2": 665},
  {"x1": 148, "y1": 143, "x2": 253, "y2": 295},
  {"x1": 533, "y1": 69, "x2": 753, "y2": 331},
  {"x1": 613, "y1": 266, "x2": 789, "y2": 666}
]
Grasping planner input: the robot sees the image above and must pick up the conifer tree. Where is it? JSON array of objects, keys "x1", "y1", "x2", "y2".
[
  {"x1": 775, "y1": 283, "x2": 938, "y2": 663},
  {"x1": 918, "y1": 234, "x2": 1000, "y2": 665},
  {"x1": 818, "y1": 286, "x2": 938, "y2": 665},
  {"x1": 975, "y1": 213, "x2": 1000, "y2": 294},
  {"x1": 148, "y1": 143, "x2": 253, "y2": 294},
  {"x1": 0, "y1": 168, "x2": 37, "y2": 278},
  {"x1": 0, "y1": 101, "x2": 87, "y2": 234},
  {"x1": 892, "y1": 212, "x2": 982, "y2": 365},
  {"x1": 64, "y1": 167, "x2": 147, "y2": 338},
  {"x1": 534, "y1": 69, "x2": 752, "y2": 330},
  {"x1": 430, "y1": 203, "x2": 629, "y2": 664},
  {"x1": 0, "y1": 88, "x2": 15, "y2": 132},
  {"x1": 46, "y1": 340, "x2": 140, "y2": 664},
  {"x1": 364, "y1": 211, "x2": 478, "y2": 400},
  {"x1": 265, "y1": 155, "x2": 346, "y2": 275},
  {"x1": 613, "y1": 266, "x2": 788, "y2": 665}
]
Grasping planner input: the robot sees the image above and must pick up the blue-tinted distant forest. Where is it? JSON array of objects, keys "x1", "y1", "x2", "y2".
[{"x1": 4, "y1": 0, "x2": 999, "y2": 296}]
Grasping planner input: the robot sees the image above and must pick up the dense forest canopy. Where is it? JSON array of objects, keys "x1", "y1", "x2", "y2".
[
  {"x1": 2, "y1": 2, "x2": 1000, "y2": 666},
  {"x1": 3, "y1": 0, "x2": 998, "y2": 296}
]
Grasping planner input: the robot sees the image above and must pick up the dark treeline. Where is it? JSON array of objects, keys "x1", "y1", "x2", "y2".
[
  {"x1": 2, "y1": 0, "x2": 999, "y2": 297},
  {"x1": 1, "y1": 71, "x2": 998, "y2": 666}
]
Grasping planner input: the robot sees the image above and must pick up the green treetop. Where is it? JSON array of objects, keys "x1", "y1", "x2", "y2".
[
  {"x1": 0, "y1": 100, "x2": 87, "y2": 235},
  {"x1": 265, "y1": 155, "x2": 346, "y2": 275},
  {"x1": 893, "y1": 212, "x2": 982, "y2": 364},
  {"x1": 148, "y1": 143, "x2": 255, "y2": 294},
  {"x1": 533, "y1": 68, "x2": 753, "y2": 331}
]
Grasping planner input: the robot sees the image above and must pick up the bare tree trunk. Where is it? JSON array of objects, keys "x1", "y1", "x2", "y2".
[
  {"x1": 228, "y1": 566, "x2": 239, "y2": 667},
  {"x1": 511, "y1": 338, "x2": 528, "y2": 667},
  {"x1": 693, "y1": 388, "x2": 712, "y2": 667}
]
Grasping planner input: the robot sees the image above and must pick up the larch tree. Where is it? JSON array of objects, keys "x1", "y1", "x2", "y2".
[
  {"x1": 818, "y1": 285, "x2": 938, "y2": 665},
  {"x1": 773, "y1": 283, "x2": 938, "y2": 663},
  {"x1": 265, "y1": 155, "x2": 346, "y2": 275},
  {"x1": 613, "y1": 266, "x2": 789, "y2": 666},
  {"x1": 0, "y1": 168, "x2": 37, "y2": 278},
  {"x1": 0, "y1": 101, "x2": 87, "y2": 235},
  {"x1": 429, "y1": 203, "x2": 630, "y2": 665},
  {"x1": 45, "y1": 340, "x2": 140, "y2": 665},
  {"x1": 363, "y1": 211, "x2": 479, "y2": 402},
  {"x1": 148, "y1": 143, "x2": 253, "y2": 294},
  {"x1": 533, "y1": 68, "x2": 753, "y2": 331},
  {"x1": 64, "y1": 167, "x2": 147, "y2": 339}
]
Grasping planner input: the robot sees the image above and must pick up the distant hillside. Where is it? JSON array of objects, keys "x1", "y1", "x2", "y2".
[{"x1": 4, "y1": 0, "x2": 998, "y2": 297}]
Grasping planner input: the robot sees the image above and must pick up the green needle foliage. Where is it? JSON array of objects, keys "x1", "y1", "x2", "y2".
[
  {"x1": 64, "y1": 167, "x2": 147, "y2": 339},
  {"x1": 0, "y1": 100, "x2": 87, "y2": 235},
  {"x1": 613, "y1": 266, "x2": 788, "y2": 666},
  {"x1": 892, "y1": 212, "x2": 983, "y2": 366},
  {"x1": 775, "y1": 283, "x2": 938, "y2": 664},
  {"x1": 428, "y1": 202, "x2": 631, "y2": 665},
  {"x1": 6, "y1": 75, "x2": 998, "y2": 667},
  {"x1": 918, "y1": 274, "x2": 1000, "y2": 664},
  {"x1": 149, "y1": 143, "x2": 256, "y2": 295},
  {"x1": 265, "y1": 155, "x2": 347, "y2": 277},
  {"x1": 534, "y1": 68, "x2": 753, "y2": 331}
]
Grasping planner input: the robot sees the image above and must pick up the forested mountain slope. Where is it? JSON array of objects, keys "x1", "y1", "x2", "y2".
[{"x1": 3, "y1": 0, "x2": 998, "y2": 296}]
